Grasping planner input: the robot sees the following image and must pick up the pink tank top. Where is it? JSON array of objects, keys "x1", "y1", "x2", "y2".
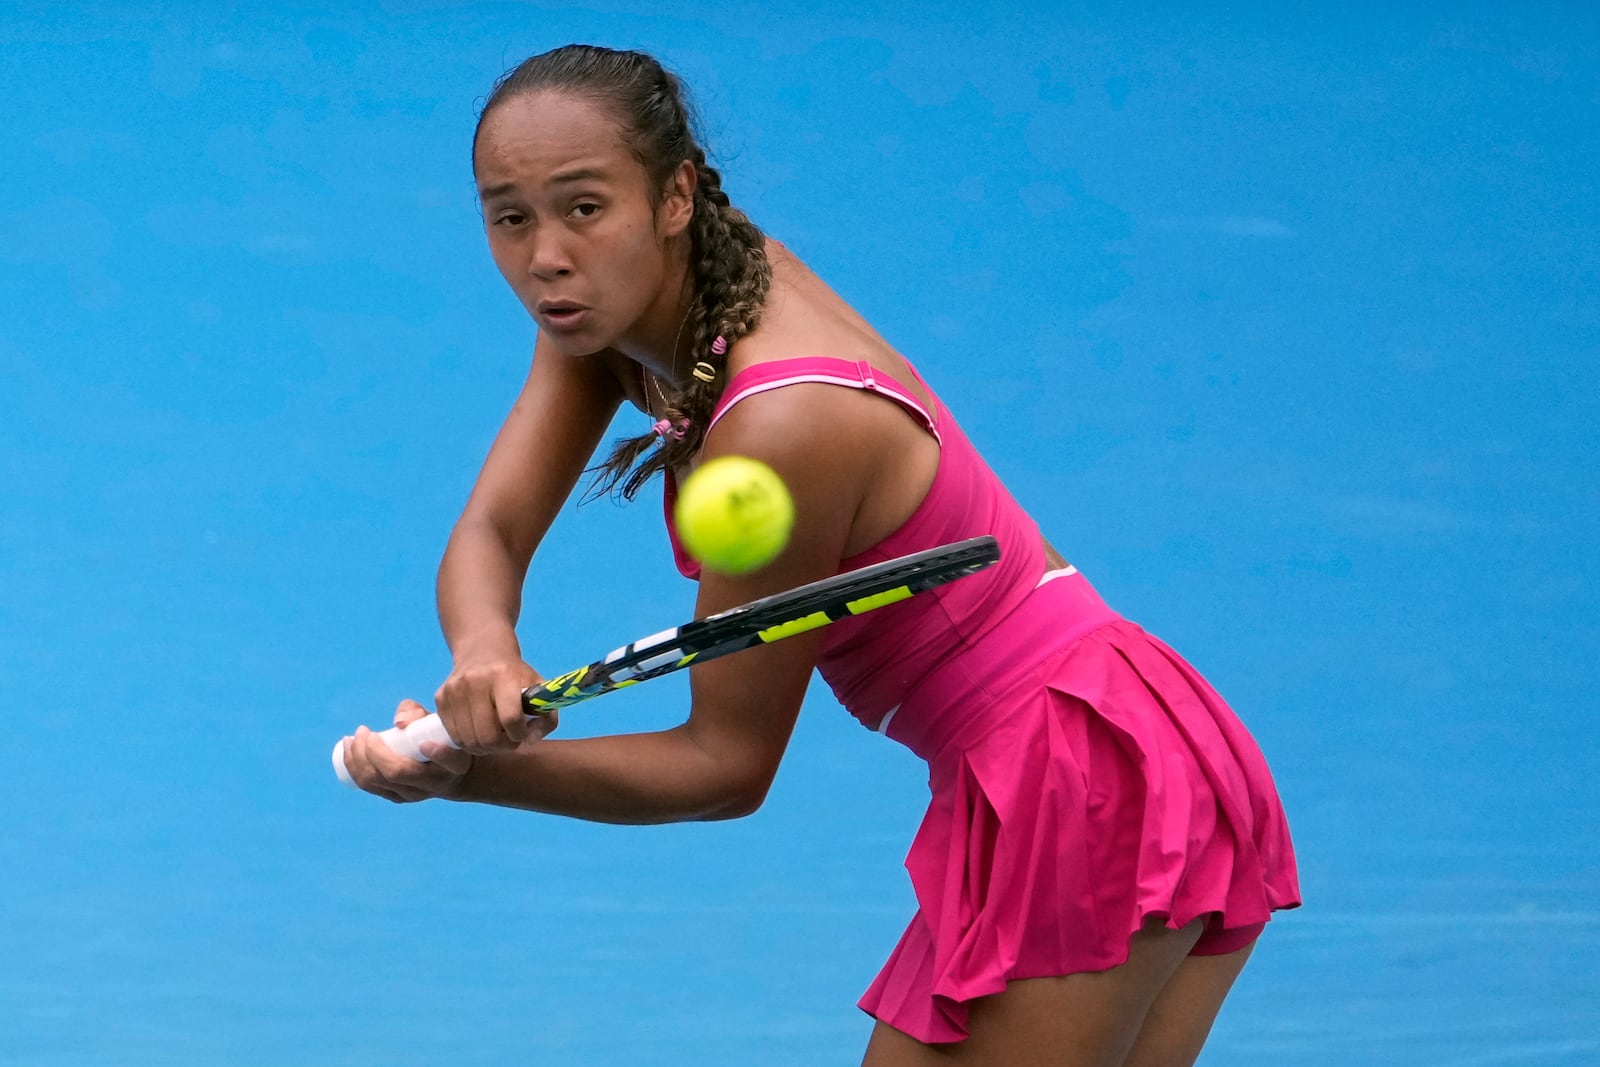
[{"x1": 663, "y1": 356, "x2": 1048, "y2": 731}]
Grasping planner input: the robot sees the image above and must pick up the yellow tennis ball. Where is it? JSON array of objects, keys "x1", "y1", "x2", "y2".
[{"x1": 675, "y1": 456, "x2": 795, "y2": 574}]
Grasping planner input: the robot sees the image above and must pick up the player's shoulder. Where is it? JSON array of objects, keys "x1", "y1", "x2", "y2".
[
  {"x1": 701, "y1": 380, "x2": 904, "y2": 521},
  {"x1": 708, "y1": 376, "x2": 882, "y2": 451}
]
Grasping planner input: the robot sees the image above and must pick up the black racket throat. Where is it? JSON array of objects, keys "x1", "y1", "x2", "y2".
[
  {"x1": 684, "y1": 534, "x2": 999, "y2": 639},
  {"x1": 520, "y1": 535, "x2": 1001, "y2": 712}
]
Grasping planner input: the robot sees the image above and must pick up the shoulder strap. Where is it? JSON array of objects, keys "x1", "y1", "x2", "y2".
[{"x1": 706, "y1": 356, "x2": 940, "y2": 441}]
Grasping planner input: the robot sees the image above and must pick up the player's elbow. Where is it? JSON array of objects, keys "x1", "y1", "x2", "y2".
[
  {"x1": 682, "y1": 750, "x2": 776, "y2": 820},
  {"x1": 702, "y1": 779, "x2": 772, "y2": 821},
  {"x1": 674, "y1": 722, "x2": 782, "y2": 821},
  {"x1": 691, "y1": 765, "x2": 774, "y2": 820}
]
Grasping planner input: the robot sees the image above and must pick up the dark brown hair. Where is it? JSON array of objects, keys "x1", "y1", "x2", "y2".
[{"x1": 474, "y1": 44, "x2": 772, "y2": 500}]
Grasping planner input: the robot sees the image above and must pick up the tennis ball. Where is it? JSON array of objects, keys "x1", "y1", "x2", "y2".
[{"x1": 675, "y1": 456, "x2": 795, "y2": 574}]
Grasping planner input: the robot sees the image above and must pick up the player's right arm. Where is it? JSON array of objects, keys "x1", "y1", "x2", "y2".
[{"x1": 432, "y1": 333, "x2": 625, "y2": 749}]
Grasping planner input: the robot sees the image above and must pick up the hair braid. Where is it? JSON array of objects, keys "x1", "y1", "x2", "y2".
[{"x1": 600, "y1": 162, "x2": 771, "y2": 500}]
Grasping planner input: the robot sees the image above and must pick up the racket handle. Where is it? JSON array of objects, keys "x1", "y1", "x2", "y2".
[{"x1": 331, "y1": 712, "x2": 460, "y2": 787}]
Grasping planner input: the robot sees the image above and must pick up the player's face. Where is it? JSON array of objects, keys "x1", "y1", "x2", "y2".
[{"x1": 474, "y1": 91, "x2": 690, "y2": 356}]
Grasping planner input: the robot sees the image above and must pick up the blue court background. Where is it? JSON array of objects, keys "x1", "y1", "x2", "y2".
[{"x1": 4, "y1": 3, "x2": 1597, "y2": 1064}]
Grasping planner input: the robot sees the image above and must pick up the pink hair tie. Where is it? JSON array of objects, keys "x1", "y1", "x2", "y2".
[
  {"x1": 652, "y1": 417, "x2": 688, "y2": 441},
  {"x1": 710, "y1": 335, "x2": 728, "y2": 356}
]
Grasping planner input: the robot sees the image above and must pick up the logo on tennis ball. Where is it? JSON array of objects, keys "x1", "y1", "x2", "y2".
[{"x1": 675, "y1": 456, "x2": 795, "y2": 574}]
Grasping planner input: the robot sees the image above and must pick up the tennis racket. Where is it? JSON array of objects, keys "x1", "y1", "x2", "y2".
[{"x1": 333, "y1": 535, "x2": 1000, "y2": 785}]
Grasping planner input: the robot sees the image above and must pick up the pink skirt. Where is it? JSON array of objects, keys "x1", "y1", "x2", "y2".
[{"x1": 859, "y1": 573, "x2": 1301, "y2": 1044}]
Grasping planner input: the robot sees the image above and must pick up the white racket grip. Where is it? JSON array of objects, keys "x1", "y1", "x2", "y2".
[{"x1": 331, "y1": 712, "x2": 459, "y2": 787}]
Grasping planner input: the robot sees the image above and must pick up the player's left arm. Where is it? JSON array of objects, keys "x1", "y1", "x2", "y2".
[
  {"x1": 376, "y1": 385, "x2": 876, "y2": 822},
  {"x1": 664, "y1": 385, "x2": 873, "y2": 816}
]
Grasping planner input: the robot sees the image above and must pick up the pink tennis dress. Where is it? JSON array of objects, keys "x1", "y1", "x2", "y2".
[{"x1": 665, "y1": 356, "x2": 1301, "y2": 1044}]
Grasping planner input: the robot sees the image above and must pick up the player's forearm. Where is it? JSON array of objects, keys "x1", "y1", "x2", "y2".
[
  {"x1": 452, "y1": 727, "x2": 759, "y2": 824},
  {"x1": 437, "y1": 515, "x2": 530, "y2": 659}
]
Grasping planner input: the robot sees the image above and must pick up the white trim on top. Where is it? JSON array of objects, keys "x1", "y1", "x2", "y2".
[{"x1": 707, "y1": 373, "x2": 941, "y2": 441}]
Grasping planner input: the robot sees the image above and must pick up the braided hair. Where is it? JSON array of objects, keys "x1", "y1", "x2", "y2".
[{"x1": 474, "y1": 45, "x2": 772, "y2": 500}]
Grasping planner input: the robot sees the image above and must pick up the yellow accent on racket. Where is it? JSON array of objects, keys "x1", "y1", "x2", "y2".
[
  {"x1": 845, "y1": 586, "x2": 914, "y2": 614},
  {"x1": 757, "y1": 610, "x2": 833, "y2": 642}
]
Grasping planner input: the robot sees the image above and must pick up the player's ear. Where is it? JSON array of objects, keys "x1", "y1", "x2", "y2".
[{"x1": 658, "y1": 159, "x2": 696, "y2": 239}]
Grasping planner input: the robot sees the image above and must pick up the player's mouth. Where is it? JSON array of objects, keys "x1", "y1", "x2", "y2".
[{"x1": 536, "y1": 300, "x2": 590, "y2": 332}]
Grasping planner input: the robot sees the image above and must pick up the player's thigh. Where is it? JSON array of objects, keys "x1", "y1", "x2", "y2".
[
  {"x1": 1121, "y1": 938, "x2": 1256, "y2": 1067},
  {"x1": 860, "y1": 918, "x2": 1204, "y2": 1067}
]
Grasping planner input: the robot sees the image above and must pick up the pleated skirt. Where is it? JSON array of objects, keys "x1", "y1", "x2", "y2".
[{"x1": 858, "y1": 572, "x2": 1301, "y2": 1044}]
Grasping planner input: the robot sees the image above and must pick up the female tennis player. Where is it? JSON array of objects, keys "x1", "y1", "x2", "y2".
[{"x1": 338, "y1": 44, "x2": 1300, "y2": 1066}]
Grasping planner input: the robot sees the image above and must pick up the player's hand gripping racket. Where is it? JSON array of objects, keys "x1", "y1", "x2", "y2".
[{"x1": 332, "y1": 535, "x2": 1001, "y2": 785}]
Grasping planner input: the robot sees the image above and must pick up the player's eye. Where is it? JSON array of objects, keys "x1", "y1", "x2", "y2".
[
  {"x1": 571, "y1": 202, "x2": 601, "y2": 219},
  {"x1": 494, "y1": 210, "x2": 527, "y2": 228}
]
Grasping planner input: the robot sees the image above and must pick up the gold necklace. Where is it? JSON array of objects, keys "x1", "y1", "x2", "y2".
[
  {"x1": 644, "y1": 305, "x2": 693, "y2": 418},
  {"x1": 642, "y1": 363, "x2": 671, "y2": 419}
]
